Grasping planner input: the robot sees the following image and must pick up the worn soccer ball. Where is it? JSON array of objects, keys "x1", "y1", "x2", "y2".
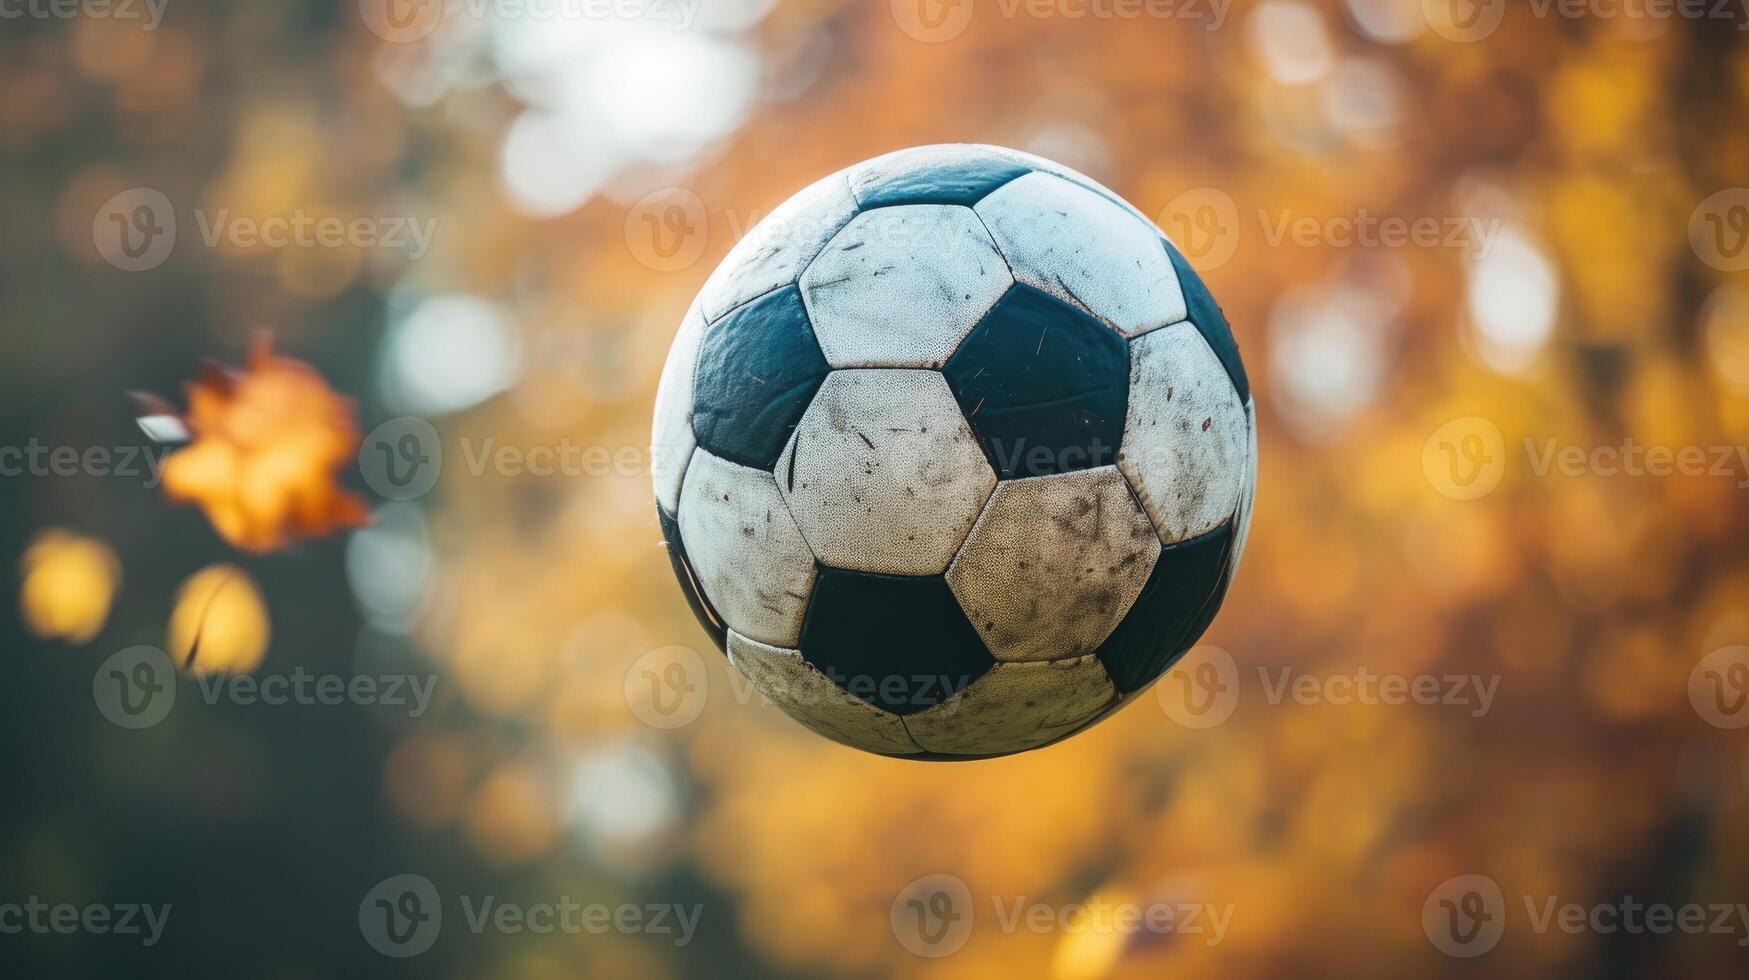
[{"x1": 651, "y1": 144, "x2": 1254, "y2": 759}]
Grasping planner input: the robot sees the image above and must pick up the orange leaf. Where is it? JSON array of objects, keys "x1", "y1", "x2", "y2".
[{"x1": 159, "y1": 334, "x2": 370, "y2": 551}]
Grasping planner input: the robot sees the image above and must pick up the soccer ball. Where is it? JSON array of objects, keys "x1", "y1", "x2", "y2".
[{"x1": 651, "y1": 144, "x2": 1254, "y2": 759}]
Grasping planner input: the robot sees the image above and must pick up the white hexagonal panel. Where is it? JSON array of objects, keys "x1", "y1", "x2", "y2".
[
  {"x1": 677, "y1": 449, "x2": 817, "y2": 647},
  {"x1": 699, "y1": 169, "x2": 860, "y2": 323},
  {"x1": 727, "y1": 632, "x2": 921, "y2": 755},
  {"x1": 902, "y1": 656, "x2": 1116, "y2": 756},
  {"x1": 800, "y1": 205, "x2": 1012, "y2": 368},
  {"x1": 1228, "y1": 400, "x2": 1257, "y2": 580},
  {"x1": 1118, "y1": 324, "x2": 1252, "y2": 545},
  {"x1": 651, "y1": 301, "x2": 705, "y2": 516},
  {"x1": 996, "y1": 146, "x2": 1159, "y2": 229},
  {"x1": 947, "y1": 466, "x2": 1160, "y2": 663},
  {"x1": 975, "y1": 171, "x2": 1187, "y2": 339},
  {"x1": 775, "y1": 369, "x2": 996, "y2": 576}
]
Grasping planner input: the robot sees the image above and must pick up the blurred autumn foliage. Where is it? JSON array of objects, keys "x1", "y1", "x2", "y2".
[{"x1": 6, "y1": 1, "x2": 1749, "y2": 978}]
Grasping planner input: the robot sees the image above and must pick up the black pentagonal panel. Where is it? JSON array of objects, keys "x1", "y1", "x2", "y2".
[
  {"x1": 798, "y1": 566, "x2": 995, "y2": 716},
  {"x1": 854, "y1": 154, "x2": 1033, "y2": 209},
  {"x1": 658, "y1": 506, "x2": 727, "y2": 654},
  {"x1": 1095, "y1": 523, "x2": 1233, "y2": 694},
  {"x1": 944, "y1": 283, "x2": 1130, "y2": 479},
  {"x1": 1162, "y1": 238, "x2": 1249, "y2": 404},
  {"x1": 692, "y1": 285, "x2": 831, "y2": 470}
]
